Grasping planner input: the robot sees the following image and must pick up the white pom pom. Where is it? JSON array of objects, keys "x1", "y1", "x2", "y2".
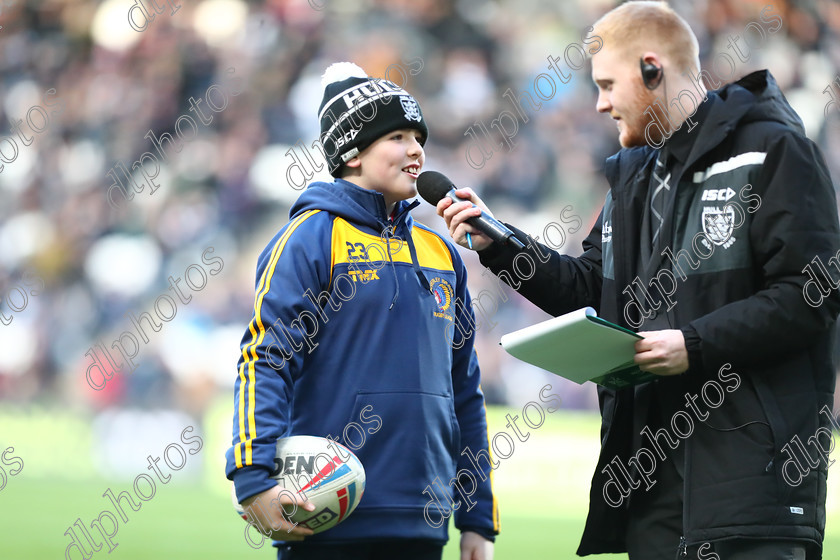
[{"x1": 321, "y1": 62, "x2": 368, "y2": 89}]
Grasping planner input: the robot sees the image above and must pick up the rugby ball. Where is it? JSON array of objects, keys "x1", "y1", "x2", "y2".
[{"x1": 233, "y1": 435, "x2": 366, "y2": 534}]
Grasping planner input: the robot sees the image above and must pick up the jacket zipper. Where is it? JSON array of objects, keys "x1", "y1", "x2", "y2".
[{"x1": 678, "y1": 536, "x2": 687, "y2": 558}]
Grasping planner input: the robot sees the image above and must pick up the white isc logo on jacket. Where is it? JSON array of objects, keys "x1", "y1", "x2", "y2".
[{"x1": 701, "y1": 187, "x2": 736, "y2": 202}]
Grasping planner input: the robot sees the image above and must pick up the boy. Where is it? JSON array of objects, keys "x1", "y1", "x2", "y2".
[{"x1": 225, "y1": 63, "x2": 498, "y2": 560}]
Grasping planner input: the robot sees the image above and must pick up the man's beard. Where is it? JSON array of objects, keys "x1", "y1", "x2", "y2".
[{"x1": 622, "y1": 87, "x2": 667, "y2": 148}]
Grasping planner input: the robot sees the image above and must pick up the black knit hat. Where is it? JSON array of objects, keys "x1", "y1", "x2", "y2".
[{"x1": 318, "y1": 62, "x2": 428, "y2": 177}]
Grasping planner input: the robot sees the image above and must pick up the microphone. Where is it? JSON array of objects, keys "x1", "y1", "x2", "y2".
[{"x1": 416, "y1": 171, "x2": 526, "y2": 250}]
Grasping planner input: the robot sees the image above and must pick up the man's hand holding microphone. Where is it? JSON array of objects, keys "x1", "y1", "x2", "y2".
[
  {"x1": 418, "y1": 169, "x2": 688, "y2": 376},
  {"x1": 417, "y1": 171, "x2": 524, "y2": 252}
]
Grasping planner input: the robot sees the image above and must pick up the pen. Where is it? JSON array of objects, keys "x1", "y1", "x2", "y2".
[{"x1": 466, "y1": 232, "x2": 473, "y2": 250}]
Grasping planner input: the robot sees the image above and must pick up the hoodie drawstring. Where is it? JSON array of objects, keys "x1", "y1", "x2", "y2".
[
  {"x1": 384, "y1": 226, "x2": 401, "y2": 310},
  {"x1": 383, "y1": 200, "x2": 432, "y2": 310}
]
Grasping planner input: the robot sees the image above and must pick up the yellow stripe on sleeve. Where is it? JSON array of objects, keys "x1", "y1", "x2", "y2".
[{"x1": 234, "y1": 209, "x2": 320, "y2": 468}]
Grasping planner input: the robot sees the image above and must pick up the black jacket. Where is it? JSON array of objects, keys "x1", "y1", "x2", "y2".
[{"x1": 479, "y1": 71, "x2": 840, "y2": 556}]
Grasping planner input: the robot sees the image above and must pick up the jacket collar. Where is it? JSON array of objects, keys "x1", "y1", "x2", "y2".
[{"x1": 331, "y1": 178, "x2": 417, "y2": 231}]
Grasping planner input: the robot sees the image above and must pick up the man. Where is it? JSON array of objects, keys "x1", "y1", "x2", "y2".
[{"x1": 438, "y1": 2, "x2": 840, "y2": 559}]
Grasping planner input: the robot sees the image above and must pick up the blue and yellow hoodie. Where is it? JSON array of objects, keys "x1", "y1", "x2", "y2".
[{"x1": 225, "y1": 178, "x2": 499, "y2": 544}]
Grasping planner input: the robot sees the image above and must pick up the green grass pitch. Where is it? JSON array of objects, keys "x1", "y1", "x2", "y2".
[{"x1": 0, "y1": 407, "x2": 836, "y2": 559}]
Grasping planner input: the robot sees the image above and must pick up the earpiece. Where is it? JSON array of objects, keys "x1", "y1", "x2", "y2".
[{"x1": 640, "y1": 58, "x2": 663, "y2": 90}]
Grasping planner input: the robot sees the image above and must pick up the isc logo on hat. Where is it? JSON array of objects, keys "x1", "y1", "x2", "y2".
[{"x1": 336, "y1": 128, "x2": 360, "y2": 149}]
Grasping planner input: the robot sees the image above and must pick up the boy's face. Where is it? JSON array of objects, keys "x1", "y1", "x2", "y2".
[
  {"x1": 591, "y1": 47, "x2": 659, "y2": 148},
  {"x1": 346, "y1": 128, "x2": 425, "y2": 210}
]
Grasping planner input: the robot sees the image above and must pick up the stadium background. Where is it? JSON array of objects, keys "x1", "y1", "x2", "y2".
[{"x1": 0, "y1": 0, "x2": 838, "y2": 558}]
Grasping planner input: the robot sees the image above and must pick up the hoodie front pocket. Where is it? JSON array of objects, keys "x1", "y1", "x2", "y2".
[{"x1": 341, "y1": 390, "x2": 459, "y2": 510}]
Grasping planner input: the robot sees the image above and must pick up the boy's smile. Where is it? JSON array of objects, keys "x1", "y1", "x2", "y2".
[{"x1": 401, "y1": 161, "x2": 421, "y2": 180}]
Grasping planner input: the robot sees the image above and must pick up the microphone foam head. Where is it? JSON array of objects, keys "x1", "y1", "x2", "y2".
[{"x1": 416, "y1": 171, "x2": 455, "y2": 206}]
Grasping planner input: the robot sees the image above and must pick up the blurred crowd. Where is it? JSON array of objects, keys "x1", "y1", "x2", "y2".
[{"x1": 1, "y1": 0, "x2": 839, "y2": 416}]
